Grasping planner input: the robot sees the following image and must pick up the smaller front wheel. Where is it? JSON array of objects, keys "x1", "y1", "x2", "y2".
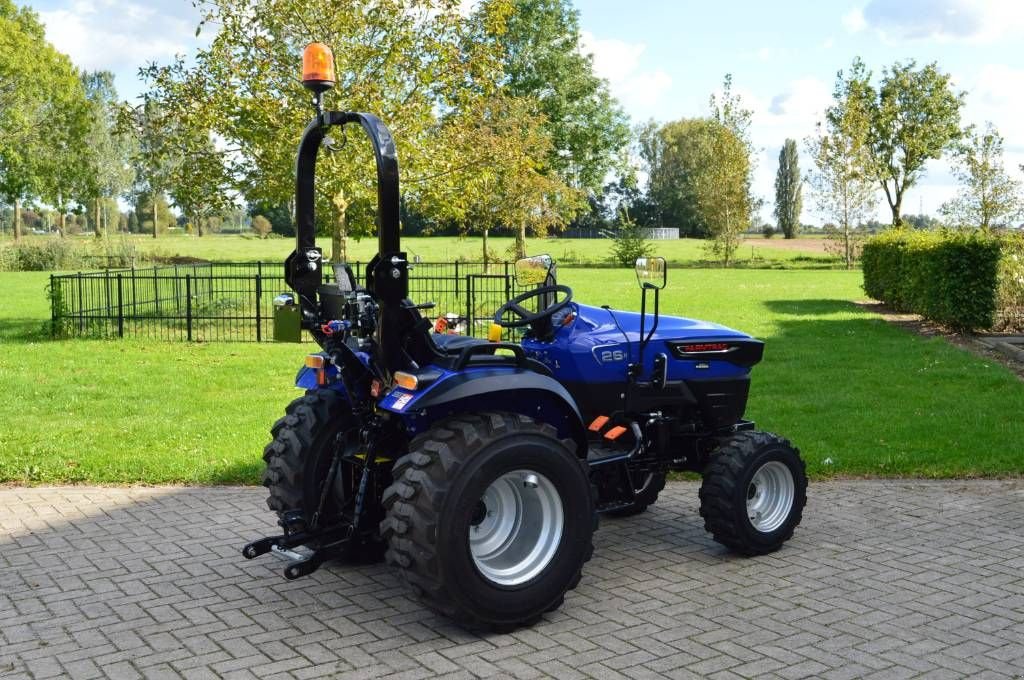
[{"x1": 699, "y1": 431, "x2": 806, "y2": 555}]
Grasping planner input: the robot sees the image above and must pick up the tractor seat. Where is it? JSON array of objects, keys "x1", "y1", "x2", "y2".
[{"x1": 432, "y1": 333, "x2": 490, "y2": 352}]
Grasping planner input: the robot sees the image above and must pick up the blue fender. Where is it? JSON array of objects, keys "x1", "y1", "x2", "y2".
[{"x1": 378, "y1": 365, "x2": 588, "y2": 456}]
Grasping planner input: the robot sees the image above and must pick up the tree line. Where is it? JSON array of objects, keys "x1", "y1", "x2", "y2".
[{"x1": 2, "y1": 0, "x2": 1022, "y2": 267}]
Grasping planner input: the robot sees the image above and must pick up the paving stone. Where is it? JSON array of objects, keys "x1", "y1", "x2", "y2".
[{"x1": 2, "y1": 481, "x2": 1024, "y2": 678}]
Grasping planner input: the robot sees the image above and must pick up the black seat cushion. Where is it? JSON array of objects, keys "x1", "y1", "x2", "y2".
[{"x1": 432, "y1": 333, "x2": 490, "y2": 352}]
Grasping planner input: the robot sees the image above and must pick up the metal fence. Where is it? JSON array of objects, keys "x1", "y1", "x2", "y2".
[{"x1": 49, "y1": 261, "x2": 522, "y2": 342}]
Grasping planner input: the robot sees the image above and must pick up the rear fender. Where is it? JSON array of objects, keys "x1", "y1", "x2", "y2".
[
  {"x1": 378, "y1": 367, "x2": 587, "y2": 456},
  {"x1": 294, "y1": 362, "x2": 346, "y2": 397}
]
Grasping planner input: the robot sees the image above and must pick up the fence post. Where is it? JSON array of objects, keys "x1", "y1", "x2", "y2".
[
  {"x1": 255, "y1": 270, "x2": 263, "y2": 343},
  {"x1": 116, "y1": 273, "x2": 124, "y2": 338},
  {"x1": 49, "y1": 274, "x2": 57, "y2": 338},
  {"x1": 455, "y1": 261, "x2": 460, "y2": 298},
  {"x1": 77, "y1": 272, "x2": 84, "y2": 333},
  {"x1": 186, "y1": 274, "x2": 193, "y2": 341},
  {"x1": 154, "y1": 268, "x2": 160, "y2": 314},
  {"x1": 466, "y1": 275, "x2": 472, "y2": 333}
]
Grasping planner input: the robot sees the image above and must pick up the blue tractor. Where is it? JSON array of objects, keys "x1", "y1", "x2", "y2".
[{"x1": 243, "y1": 44, "x2": 807, "y2": 631}]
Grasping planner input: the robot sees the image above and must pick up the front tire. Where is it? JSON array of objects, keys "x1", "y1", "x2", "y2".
[
  {"x1": 381, "y1": 412, "x2": 595, "y2": 631},
  {"x1": 699, "y1": 431, "x2": 806, "y2": 555}
]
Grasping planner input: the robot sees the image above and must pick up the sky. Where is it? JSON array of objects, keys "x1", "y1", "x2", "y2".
[{"x1": 28, "y1": 0, "x2": 1024, "y2": 224}]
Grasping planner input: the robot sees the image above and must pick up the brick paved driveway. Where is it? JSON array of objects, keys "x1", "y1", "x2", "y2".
[{"x1": 2, "y1": 481, "x2": 1023, "y2": 679}]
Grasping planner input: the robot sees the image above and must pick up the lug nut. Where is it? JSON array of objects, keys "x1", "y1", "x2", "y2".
[{"x1": 523, "y1": 474, "x2": 539, "y2": 489}]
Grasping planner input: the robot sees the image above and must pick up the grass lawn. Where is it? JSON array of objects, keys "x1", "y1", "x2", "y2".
[
  {"x1": 5, "y1": 232, "x2": 839, "y2": 268},
  {"x1": 2, "y1": 266, "x2": 1022, "y2": 484}
]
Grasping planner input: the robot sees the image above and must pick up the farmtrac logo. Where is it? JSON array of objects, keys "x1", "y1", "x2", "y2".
[{"x1": 592, "y1": 344, "x2": 626, "y2": 365}]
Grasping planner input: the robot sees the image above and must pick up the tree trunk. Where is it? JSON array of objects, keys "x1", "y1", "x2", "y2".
[
  {"x1": 515, "y1": 223, "x2": 526, "y2": 260},
  {"x1": 197, "y1": 215, "x2": 205, "y2": 237},
  {"x1": 95, "y1": 199, "x2": 103, "y2": 239},
  {"x1": 482, "y1": 228, "x2": 489, "y2": 267},
  {"x1": 152, "y1": 195, "x2": 158, "y2": 238},
  {"x1": 57, "y1": 207, "x2": 65, "y2": 238},
  {"x1": 331, "y1": 190, "x2": 349, "y2": 263},
  {"x1": 13, "y1": 197, "x2": 21, "y2": 241}
]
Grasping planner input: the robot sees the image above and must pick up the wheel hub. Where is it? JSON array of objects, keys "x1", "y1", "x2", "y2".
[
  {"x1": 469, "y1": 469, "x2": 564, "y2": 587},
  {"x1": 746, "y1": 461, "x2": 795, "y2": 533}
]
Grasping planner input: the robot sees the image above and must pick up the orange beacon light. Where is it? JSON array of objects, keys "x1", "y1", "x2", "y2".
[{"x1": 301, "y1": 42, "x2": 335, "y2": 93}]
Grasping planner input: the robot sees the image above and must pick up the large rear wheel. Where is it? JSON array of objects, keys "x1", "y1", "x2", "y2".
[
  {"x1": 381, "y1": 412, "x2": 596, "y2": 631},
  {"x1": 262, "y1": 389, "x2": 387, "y2": 562}
]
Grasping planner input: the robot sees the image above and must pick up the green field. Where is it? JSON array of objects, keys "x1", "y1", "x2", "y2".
[
  {"x1": 3, "y1": 232, "x2": 838, "y2": 268},
  {"x1": 2, "y1": 262, "x2": 1023, "y2": 484}
]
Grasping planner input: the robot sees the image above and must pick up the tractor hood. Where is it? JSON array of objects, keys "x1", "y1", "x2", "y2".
[{"x1": 572, "y1": 303, "x2": 752, "y2": 344}]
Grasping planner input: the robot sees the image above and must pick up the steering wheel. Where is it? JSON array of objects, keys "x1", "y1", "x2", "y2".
[{"x1": 493, "y1": 285, "x2": 573, "y2": 329}]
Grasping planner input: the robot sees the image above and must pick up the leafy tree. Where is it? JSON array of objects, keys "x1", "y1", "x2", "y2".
[
  {"x1": 774, "y1": 139, "x2": 802, "y2": 238},
  {"x1": 144, "y1": 0, "x2": 520, "y2": 262},
  {"x1": 609, "y1": 208, "x2": 651, "y2": 266},
  {"x1": 481, "y1": 0, "x2": 630, "y2": 196},
  {"x1": 807, "y1": 67, "x2": 877, "y2": 269},
  {"x1": 120, "y1": 99, "x2": 176, "y2": 238},
  {"x1": 252, "y1": 214, "x2": 272, "y2": 238},
  {"x1": 80, "y1": 71, "x2": 135, "y2": 239},
  {"x1": 0, "y1": 1, "x2": 88, "y2": 240},
  {"x1": 248, "y1": 199, "x2": 294, "y2": 237},
  {"x1": 640, "y1": 117, "x2": 750, "y2": 264},
  {"x1": 900, "y1": 213, "x2": 942, "y2": 230},
  {"x1": 941, "y1": 123, "x2": 1023, "y2": 230},
  {"x1": 843, "y1": 58, "x2": 964, "y2": 226},
  {"x1": 33, "y1": 67, "x2": 92, "y2": 238},
  {"x1": 420, "y1": 93, "x2": 583, "y2": 261}
]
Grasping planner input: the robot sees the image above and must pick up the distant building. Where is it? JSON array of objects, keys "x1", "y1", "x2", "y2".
[{"x1": 643, "y1": 227, "x2": 679, "y2": 240}]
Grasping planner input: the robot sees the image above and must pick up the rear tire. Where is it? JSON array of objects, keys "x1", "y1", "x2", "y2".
[
  {"x1": 262, "y1": 389, "x2": 387, "y2": 563},
  {"x1": 698, "y1": 431, "x2": 806, "y2": 556},
  {"x1": 381, "y1": 412, "x2": 595, "y2": 631}
]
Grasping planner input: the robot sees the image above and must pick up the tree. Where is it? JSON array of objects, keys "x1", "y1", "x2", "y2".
[
  {"x1": 80, "y1": 71, "x2": 135, "y2": 239},
  {"x1": 33, "y1": 64, "x2": 92, "y2": 238},
  {"x1": 120, "y1": 99, "x2": 177, "y2": 238},
  {"x1": 0, "y1": 0, "x2": 88, "y2": 241},
  {"x1": 144, "y1": 0, "x2": 519, "y2": 262},
  {"x1": 482, "y1": 0, "x2": 630, "y2": 196},
  {"x1": 843, "y1": 58, "x2": 964, "y2": 226},
  {"x1": 774, "y1": 139, "x2": 802, "y2": 238},
  {"x1": 609, "y1": 208, "x2": 651, "y2": 266},
  {"x1": 418, "y1": 94, "x2": 583, "y2": 261},
  {"x1": 941, "y1": 123, "x2": 1023, "y2": 229},
  {"x1": 807, "y1": 67, "x2": 877, "y2": 269},
  {"x1": 252, "y1": 214, "x2": 272, "y2": 238}
]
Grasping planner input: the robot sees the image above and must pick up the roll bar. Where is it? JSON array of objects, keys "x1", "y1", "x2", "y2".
[{"x1": 285, "y1": 111, "x2": 402, "y2": 301}]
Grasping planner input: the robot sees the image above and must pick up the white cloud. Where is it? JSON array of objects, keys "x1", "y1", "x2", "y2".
[
  {"x1": 39, "y1": 0, "x2": 198, "y2": 74},
  {"x1": 579, "y1": 31, "x2": 672, "y2": 121},
  {"x1": 850, "y1": 0, "x2": 1024, "y2": 43},
  {"x1": 842, "y1": 7, "x2": 867, "y2": 33}
]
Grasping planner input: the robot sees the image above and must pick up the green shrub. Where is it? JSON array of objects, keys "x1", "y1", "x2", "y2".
[
  {"x1": 998, "y1": 232, "x2": 1024, "y2": 331},
  {"x1": 0, "y1": 238, "x2": 80, "y2": 271},
  {"x1": 863, "y1": 229, "x2": 1002, "y2": 332}
]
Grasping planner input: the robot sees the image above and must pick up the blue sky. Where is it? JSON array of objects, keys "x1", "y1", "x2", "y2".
[{"x1": 30, "y1": 0, "x2": 1024, "y2": 223}]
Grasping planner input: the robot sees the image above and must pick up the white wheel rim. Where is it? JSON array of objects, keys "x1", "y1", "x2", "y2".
[
  {"x1": 469, "y1": 469, "x2": 564, "y2": 586},
  {"x1": 746, "y1": 461, "x2": 795, "y2": 533}
]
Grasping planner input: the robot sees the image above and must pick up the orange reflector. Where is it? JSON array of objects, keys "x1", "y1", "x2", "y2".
[
  {"x1": 370, "y1": 379, "x2": 383, "y2": 398},
  {"x1": 301, "y1": 42, "x2": 336, "y2": 86},
  {"x1": 304, "y1": 354, "x2": 325, "y2": 369},
  {"x1": 604, "y1": 426, "x2": 627, "y2": 441},
  {"x1": 393, "y1": 371, "x2": 419, "y2": 390},
  {"x1": 588, "y1": 415, "x2": 609, "y2": 432}
]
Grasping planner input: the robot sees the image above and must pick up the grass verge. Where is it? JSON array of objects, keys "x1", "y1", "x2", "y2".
[{"x1": 1, "y1": 267, "x2": 1022, "y2": 484}]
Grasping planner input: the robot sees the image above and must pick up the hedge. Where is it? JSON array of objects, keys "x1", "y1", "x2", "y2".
[{"x1": 862, "y1": 229, "x2": 1004, "y2": 332}]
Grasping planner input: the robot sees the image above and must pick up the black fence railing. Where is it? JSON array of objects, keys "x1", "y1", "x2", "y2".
[{"x1": 49, "y1": 261, "x2": 522, "y2": 342}]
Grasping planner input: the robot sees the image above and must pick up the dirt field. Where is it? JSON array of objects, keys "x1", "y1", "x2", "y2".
[{"x1": 743, "y1": 237, "x2": 830, "y2": 253}]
